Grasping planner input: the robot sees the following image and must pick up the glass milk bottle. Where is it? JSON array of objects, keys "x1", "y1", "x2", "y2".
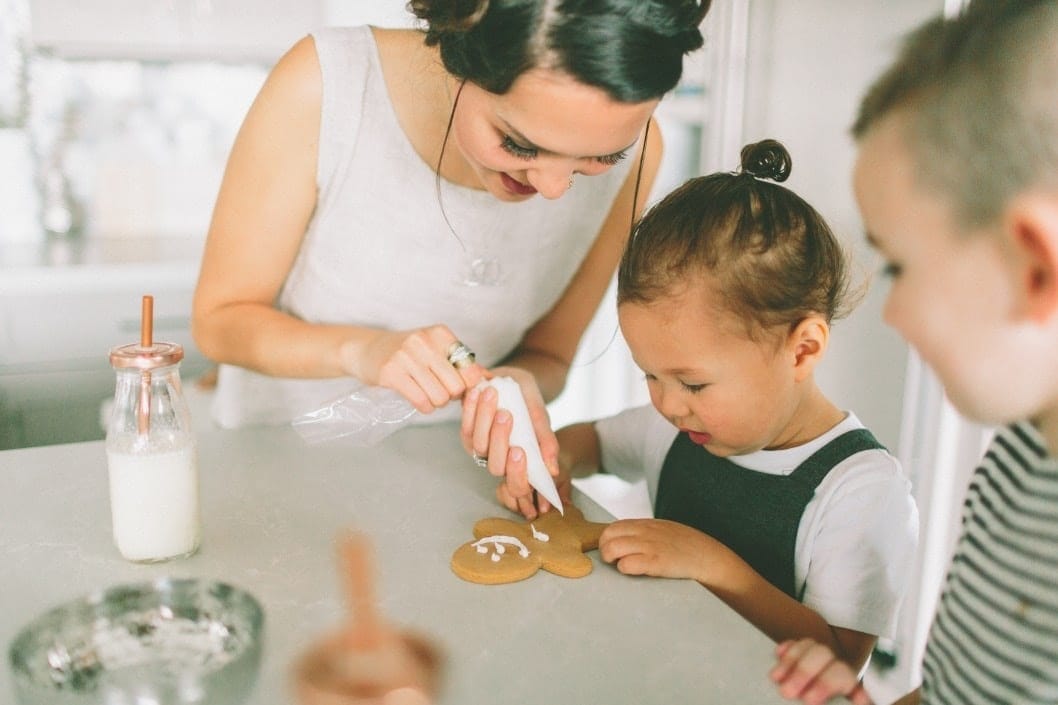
[{"x1": 105, "y1": 296, "x2": 201, "y2": 562}]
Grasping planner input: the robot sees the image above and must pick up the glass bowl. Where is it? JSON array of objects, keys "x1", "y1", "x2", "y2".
[{"x1": 8, "y1": 578, "x2": 264, "y2": 705}]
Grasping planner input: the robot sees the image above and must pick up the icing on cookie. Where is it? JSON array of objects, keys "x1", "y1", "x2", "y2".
[
  {"x1": 472, "y1": 535, "x2": 530, "y2": 559},
  {"x1": 451, "y1": 504, "x2": 609, "y2": 584}
]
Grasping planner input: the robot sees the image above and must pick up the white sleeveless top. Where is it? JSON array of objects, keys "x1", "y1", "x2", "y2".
[{"x1": 212, "y1": 26, "x2": 634, "y2": 427}]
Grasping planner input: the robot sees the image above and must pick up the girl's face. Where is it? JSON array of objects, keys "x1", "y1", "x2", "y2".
[
  {"x1": 618, "y1": 287, "x2": 809, "y2": 458},
  {"x1": 854, "y1": 114, "x2": 1036, "y2": 425},
  {"x1": 450, "y1": 68, "x2": 658, "y2": 201}
]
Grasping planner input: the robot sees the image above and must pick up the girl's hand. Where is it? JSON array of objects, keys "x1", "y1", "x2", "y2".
[
  {"x1": 341, "y1": 325, "x2": 485, "y2": 414},
  {"x1": 460, "y1": 366, "x2": 561, "y2": 519},
  {"x1": 770, "y1": 639, "x2": 874, "y2": 705},
  {"x1": 598, "y1": 519, "x2": 729, "y2": 581}
]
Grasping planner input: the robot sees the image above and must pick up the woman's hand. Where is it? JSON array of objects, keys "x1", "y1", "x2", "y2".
[
  {"x1": 341, "y1": 325, "x2": 485, "y2": 414},
  {"x1": 460, "y1": 366, "x2": 562, "y2": 519},
  {"x1": 770, "y1": 639, "x2": 873, "y2": 705},
  {"x1": 492, "y1": 452, "x2": 574, "y2": 520}
]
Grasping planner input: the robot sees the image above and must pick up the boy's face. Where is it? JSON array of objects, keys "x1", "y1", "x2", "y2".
[
  {"x1": 853, "y1": 114, "x2": 1026, "y2": 423},
  {"x1": 618, "y1": 287, "x2": 806, "y2": 457}
]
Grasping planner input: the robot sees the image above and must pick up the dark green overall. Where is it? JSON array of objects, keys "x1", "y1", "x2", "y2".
[{"x1": 653, "y1": 429, "x2": 884, "y2": 599}]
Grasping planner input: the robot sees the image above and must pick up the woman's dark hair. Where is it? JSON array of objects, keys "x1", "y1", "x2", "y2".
[
  {"x1": 409, "y1": 0, "x2": 712, "y2": 102},
  {"x1": 618, "y1": 139, "x2": 855, "y2": 339}
]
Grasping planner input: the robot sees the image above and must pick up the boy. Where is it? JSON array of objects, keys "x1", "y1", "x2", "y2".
[{"x1": 770, "y1": 1, "x2": 1058, "y2": 703}]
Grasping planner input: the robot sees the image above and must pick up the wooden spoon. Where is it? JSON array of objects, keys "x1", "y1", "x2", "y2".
[{"x1": 295, "y1": 531, "x2": 436, "y2": 703}]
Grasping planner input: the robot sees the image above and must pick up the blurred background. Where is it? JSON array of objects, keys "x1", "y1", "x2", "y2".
[
  {"x1": 0, "y1": 1, "x2": 986, "y2": 697},
  {"x1": 0, "y1": 0, "x2": 926, "y2": 449}
]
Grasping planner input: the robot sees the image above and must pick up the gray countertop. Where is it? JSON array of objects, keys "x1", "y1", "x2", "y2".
[{"x1": 0, "y1": 422, "x2": 789, "y2": 704}]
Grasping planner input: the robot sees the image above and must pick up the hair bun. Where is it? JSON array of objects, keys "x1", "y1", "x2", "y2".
[
  {"x1": 693, "y1": 0, "x2": 715, "y2": 26},
  {"x1": 680, "y1": 0, "x2": 713, "y2": 52},
  {"x1": 623, "y1": 1, "x2": 708, "y2": 53},
  {"x1": 739, "y1": 139, "x2": 792, "y2": 182},
  {"x1": 409, "y1": 0, "x2": 489, "y2": 33},
  {"x1": 674, "y1": 27, "x2": 705, "y2": 54}
]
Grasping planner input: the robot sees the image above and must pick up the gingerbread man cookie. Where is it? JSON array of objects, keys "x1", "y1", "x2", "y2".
[{"x1": 451, "y1": 504, "x2": 609, "y2": 584}]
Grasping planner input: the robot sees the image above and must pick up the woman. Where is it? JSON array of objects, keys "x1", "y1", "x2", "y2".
[{"x1": 192, "y1": 0, "x2": 711, "y2": 500}]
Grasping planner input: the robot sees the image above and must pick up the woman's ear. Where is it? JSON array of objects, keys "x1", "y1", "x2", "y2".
[
  {"x1": 1005, "y1": 193, "x2": 1058, "y2": 324},
  {"x1": 786, "y1": 315, "x2": 830, "y2": 382}
]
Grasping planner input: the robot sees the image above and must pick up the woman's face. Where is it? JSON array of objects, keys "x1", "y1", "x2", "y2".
[{"x1": 450, "y1": 68, "x2": 658, "y2": 201}]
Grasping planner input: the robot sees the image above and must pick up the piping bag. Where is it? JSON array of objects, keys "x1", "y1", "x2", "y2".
[{"x1": 478, "y1": 376, "x2": 564, "y2": 515}]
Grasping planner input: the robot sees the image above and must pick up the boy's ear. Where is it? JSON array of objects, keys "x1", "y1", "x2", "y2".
[
  {"x1": 786, "y1": 315, "x2": 829, "y2": 382},
  {"x1": 1006, "y1": 193, "x2": 1058, "y2": 324}
]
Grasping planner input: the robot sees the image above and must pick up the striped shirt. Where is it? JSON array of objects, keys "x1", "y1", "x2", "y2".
[{"x1": 921, "y1": 421, "x2": 1058, "y2": 704}]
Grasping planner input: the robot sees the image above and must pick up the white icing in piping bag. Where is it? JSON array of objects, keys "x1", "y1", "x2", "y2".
[{"x1": 479, "y1": 377, "x2": 564, "y2": 514}]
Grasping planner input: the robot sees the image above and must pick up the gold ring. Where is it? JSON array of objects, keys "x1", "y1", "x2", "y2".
[{"x1": 446, "y1": 340, "x2": 476, "y2": 369}]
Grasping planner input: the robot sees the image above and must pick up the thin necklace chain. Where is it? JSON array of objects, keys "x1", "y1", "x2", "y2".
[{"x1": 434, "y1": 78, "x2": 505, "y2": 287}]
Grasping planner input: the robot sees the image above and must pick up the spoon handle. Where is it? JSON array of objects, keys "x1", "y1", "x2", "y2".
[{"x1": 339, "y1": 531, "x2": 380, "y2": 642}]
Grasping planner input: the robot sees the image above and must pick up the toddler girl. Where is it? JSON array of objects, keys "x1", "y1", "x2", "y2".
[{"x1": 518, "y1": 140, "x2": 917, "y2": 669}]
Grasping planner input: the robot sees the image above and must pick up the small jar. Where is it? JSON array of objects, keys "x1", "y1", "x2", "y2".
[{"x1": 106, "y1": 341, "x2": 201, "y2": 562}]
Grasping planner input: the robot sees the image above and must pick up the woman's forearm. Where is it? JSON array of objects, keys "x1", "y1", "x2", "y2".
[
  {"x1": 191, "y1": 302, "x2": 379, "y2": 379},
  {"x1": 498, "y1": 346, "x2": 572, "y2": 402}
]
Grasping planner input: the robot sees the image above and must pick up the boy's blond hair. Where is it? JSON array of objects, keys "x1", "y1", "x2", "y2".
[{"x1": 852, "y1": 0, "x2": 1058, "y2": 227}]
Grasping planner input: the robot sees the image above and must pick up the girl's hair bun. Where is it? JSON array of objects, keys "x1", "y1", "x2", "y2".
[
  {"x1": 409, "y1": 0, "x2": 490, "y2": 33},
  {"x1": 739, "y1": 139, "x2": 792, "y2": 182}
]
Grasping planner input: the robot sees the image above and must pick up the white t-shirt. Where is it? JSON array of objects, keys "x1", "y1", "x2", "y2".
[{"x1": 595, "y1": 404, "x2": 919, "y2": 638}]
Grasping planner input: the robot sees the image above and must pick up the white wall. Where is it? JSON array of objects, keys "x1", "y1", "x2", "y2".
[
  {"x1": 740, "y1": 0, "x2": 943, "y2": 449},
  {"x1": 556, "y1": 1, "x2": 944, "y2": 447},
  {"x1": 321, "y1": 0, "x2": 417, "y2": 28}
]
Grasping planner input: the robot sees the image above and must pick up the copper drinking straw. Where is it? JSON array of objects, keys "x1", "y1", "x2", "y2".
[{"x1": 137, "y1": 295, "x2": 153, "y2": 436}]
